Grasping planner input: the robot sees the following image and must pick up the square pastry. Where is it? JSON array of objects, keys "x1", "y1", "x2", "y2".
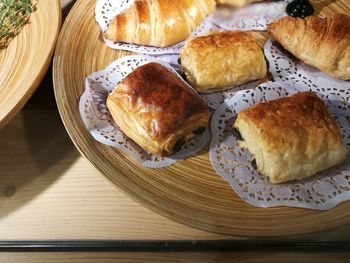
[
  {"x1": 180, "y1": 30, "x2": 267, "y2": 93},
  {"x1": 233, "y1": 92, "x2": 348, "y2": 184},
  {"x1": 106, "y1": 62, "x2": 210, "y2": 156}
]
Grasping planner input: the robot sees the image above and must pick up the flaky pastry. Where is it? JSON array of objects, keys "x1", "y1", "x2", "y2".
[
  {"x1": 233, "y1": 92, "x2": 348, "y2": 184},
  {"x1": 104, "y1": 0, "x2": 216, "y2": 47},
  {"x1": 268, "y1": 14, "x2": 350, "y2": 80},
  {"x1": 180, "y1": 30, "x2": 267, "y2": 93},
  {"x1": 106, "y1": 62, "x2": 210, "y2": 156}
]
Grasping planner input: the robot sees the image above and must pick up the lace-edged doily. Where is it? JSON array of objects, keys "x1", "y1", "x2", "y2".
[
  {"x1": 265, "y1": 39, "x2": 350, "y2": 92},
  {"x1": 79, "y1": 55, "x2": 210, "y2": 168},
  {"x1": 212, "y1": 1, "x2": 288, "y2": 31},
  {"x1": 200, "y1": 80, "x2": 260, "y2": 110},
  {"x1": 95, "y1": 0, "x2": 288, "y2": 55},
  {"x1": 210, "y1": 81, "x2": 350, "y2": 210}
]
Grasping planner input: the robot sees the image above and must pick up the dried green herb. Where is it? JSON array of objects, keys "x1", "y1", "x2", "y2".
[{"x1": 0, "y1": 0, "x2": 37, "y2": 48}]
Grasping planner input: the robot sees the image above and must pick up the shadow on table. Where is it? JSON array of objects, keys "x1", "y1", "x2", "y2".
[
  {"x1": 0, "y1": 1, "x2": 80, "y2": 218},
  {"x1": 0, "y1": 101, "x2": 80, "y2": 218},
  {"x1": 62, "y1": 0, "x2": 77, "y2": 19}
]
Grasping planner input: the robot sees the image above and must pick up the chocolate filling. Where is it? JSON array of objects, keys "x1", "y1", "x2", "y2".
[{"x1": 232, "y1": 127, "x2": 243, "y2": 141}]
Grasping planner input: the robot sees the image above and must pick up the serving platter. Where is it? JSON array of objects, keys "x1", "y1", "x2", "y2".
[
  {"x1": 0, "y1": 0, "x2": 61, "y2": 128},
  {"x1": 53, "y1": 0, "x2": 350, "y2": 237}
]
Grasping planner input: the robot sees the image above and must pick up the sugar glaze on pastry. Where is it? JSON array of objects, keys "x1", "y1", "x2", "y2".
[
  {"x1": 106, "y1": 62, "x2": 210, "y2": 156},
  {"x1": 268, "y1": 14, "x2": 350, "y2": 80},
  {"x1": 180, "y1": 30, "x2": 267, "y2": 93},
  {"x1": 233, "y1": 92, "x2": 348, "y2": 184}
]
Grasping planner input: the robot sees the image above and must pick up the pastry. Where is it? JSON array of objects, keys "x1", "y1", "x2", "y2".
[
  {"x1": 233, "y1": 92, "x2": 348, "y2": 184},
  {"x1": 216, "y1": 0, "x2": 263, "y2": 8},
  {"x1": 180, "y1": 30, "x2": 267, "y2": 93},
  {"x1": 106, "y1": 62, "x2": 210, "y2": 156},
  {"x1": 104, "y1": 0, "x2": 216, "y2": 47},
  {"x1": 268, "y1": 14, "x2": 350, "y2": 80}
]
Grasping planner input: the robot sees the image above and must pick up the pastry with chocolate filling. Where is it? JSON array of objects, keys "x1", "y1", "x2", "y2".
[
  {"x1": 107, "y1": 62, "x2": 210, "y2": 156},
  {"x1": 233, "y1": 92, "x2": 348, "y2": 183}
]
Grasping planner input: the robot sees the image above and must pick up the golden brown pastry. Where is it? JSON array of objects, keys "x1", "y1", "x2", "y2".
[
  {"x1": 180, "y1": 31, "x2": 267, "y2": 93},
  {"x1": 106, "y1": 62, "x2": 210, "y2": 156},
  {"x1": 233, "y1": 92, "x2": 348, "y2": 184},
  {"x1": 268, "y1": 14, "x2": 350, "y2": 80},
  {"x1": 104, "y1": 0, "x2": 216, "y2": 47},
  {"x1": 216, "y1": 0, "x2": 263, "y2": 8}
]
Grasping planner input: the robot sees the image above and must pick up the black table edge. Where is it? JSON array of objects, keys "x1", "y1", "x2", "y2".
[{"x1": 1, "y1": 240, "x2": 350, "y2": 252}]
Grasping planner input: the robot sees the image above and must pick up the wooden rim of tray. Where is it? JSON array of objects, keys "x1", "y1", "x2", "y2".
[{"x1": 53, "y1": 0, "x2": 350, "y2": 237}]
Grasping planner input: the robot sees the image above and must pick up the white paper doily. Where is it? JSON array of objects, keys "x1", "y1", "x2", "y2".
[
  {"x1": 79, "y1": 55, "x2": 210, "y2": 168},
  {"x1": 265, "y1": 39, "x2": 350, "y2": 92},
  {"x1": 95, "y1": 0, "x2": 288, "y2": 55},
  {"x1": 210, "y1": 81, "x2": 350, "y2": 210},
  {"x1": 212, "y1": 1, "x2": 288, "y2": 31},
  {"x1": 200, "y1": 80, "x2": 260, "y2": 110}
]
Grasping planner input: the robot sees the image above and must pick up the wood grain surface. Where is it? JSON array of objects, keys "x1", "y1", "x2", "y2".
[
  {"x1": 2, "y1": 106, "x2": 350, "y2": 241},
  {"x1": 0, "y1": 106, "x2": 350, "y2": 242},
  {"x1": 0, "y1": 110, "x2": 229, "y2": 240},
  {"x1": 1, "y1": 252, "x2": 350, "y2": 263},
  {"x1": 0, "y1": 0, "x2": 230, "y2": 242},
  {"x1": 53, "y1": 0, "x2": 350, "y2": 237},
  {"x1": 0, "y1": 0, "x2": 61, "y2": 128},
  {"x1": 2, "y1": 0, "x2": 350, "y2": 243}
]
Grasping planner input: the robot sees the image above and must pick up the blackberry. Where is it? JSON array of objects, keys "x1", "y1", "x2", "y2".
[{"x1": 286, "y1": 0, "x2": 314, "y2": 19}]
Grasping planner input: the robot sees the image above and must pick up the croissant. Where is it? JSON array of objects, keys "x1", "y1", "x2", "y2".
[
  {"x1": 104, "y1": 0, "x2": 216, "y2": 47},
  {"x1": 216, "y1": 0, "x2": 263, "y2": 8},
  {"x1": 268, "y1": 14, "x2": 350, "y2": 80}
]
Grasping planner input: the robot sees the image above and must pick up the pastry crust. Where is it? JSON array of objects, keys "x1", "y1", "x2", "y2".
[
  {"x1": 106, "y1": 62, "x2": 210, "y2": 156},
  {"x1": 233, "y1": 92, "x2": 348, "y2": 184},
  {"x1": 104, "y1": 0, "x2": 216, "y2": 47},
  {"x1": 216, "y1": 0, "x2": 263, "y2": 7},
  {"x1": 268, "y1": 14, "x2": 350, "y2": 80},
  {"x1": 180, "y1": 31, "x2": 267, "y2": 93}
]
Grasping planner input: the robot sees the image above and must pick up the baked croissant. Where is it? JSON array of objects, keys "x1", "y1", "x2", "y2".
[
  {"x1": 268, "y1": 14, "x2": 350, "y2": 80},
  {"x1": 216, "y1": 0, "x2": 263, "y2": 8},
  {"x1": 104, "y1": 0, "x2": 216, "y2": 47}
]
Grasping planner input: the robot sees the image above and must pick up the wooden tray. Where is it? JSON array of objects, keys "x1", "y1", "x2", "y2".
[
  {"x1": 53, "y1": 0, "x2": 350, "y2": 237},
  {"x1": 0, "y1": 0, "x2": 61, "y2": 128}
]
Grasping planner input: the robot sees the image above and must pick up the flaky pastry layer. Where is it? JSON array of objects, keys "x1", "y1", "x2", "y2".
[
  {"x1": 104, "y1": 0, "x2": 216, "y2": 47},
  {"x1": 268, "y1": 14, "x2": 350, "y2": 80},
  {"x1": 233, "y1": 92, "x2": 348, "y2": 184},
  {"x1": 106, "y1": 62, "x2": 210, "y2": 156},
  {"x1": 180, "y1": 30, "x2": 267, "y2": 93}
]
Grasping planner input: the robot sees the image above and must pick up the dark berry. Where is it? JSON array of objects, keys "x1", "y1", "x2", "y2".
[{"x1": 286, "y1": 0, "x2": 314, "y2": 19}]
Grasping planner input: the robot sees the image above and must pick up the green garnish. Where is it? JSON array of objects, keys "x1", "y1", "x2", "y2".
[{"x1": 0, "y1": 0, "x2": 37, "y2": 48}]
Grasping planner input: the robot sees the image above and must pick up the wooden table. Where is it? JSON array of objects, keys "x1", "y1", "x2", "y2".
[{"x1": 1, "y1": 0, "x2": 350, "y2": 261}]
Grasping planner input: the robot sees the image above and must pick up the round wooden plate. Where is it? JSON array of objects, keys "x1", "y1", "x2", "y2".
[
  {"x1": 0, "y1": 0, "x2": 61, "y2": 128},
  {"x1": 53, "y1": 0, "x2": 350, "y2": 237}
]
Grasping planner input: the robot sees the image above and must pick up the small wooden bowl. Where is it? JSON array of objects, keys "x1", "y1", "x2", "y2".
[{"x1": 0, "y1": 0, "x2": 61, "y2": 128}]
